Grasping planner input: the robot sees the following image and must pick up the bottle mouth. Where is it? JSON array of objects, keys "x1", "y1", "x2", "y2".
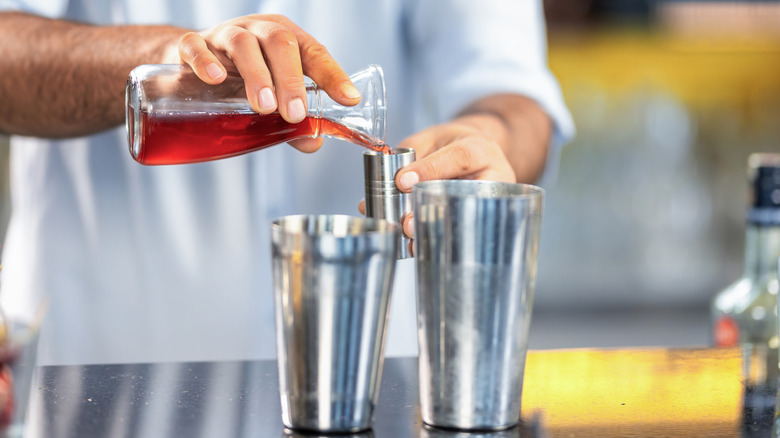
[
  {"x1": 363, "y1": 64, "x2": 387, "y2": 146},
  {"x1": 344, "y1": 64, "x2": 386, "y2": 146},
  {"x1": 316, "y1": 64, "x2": 388, "y2": 147}
]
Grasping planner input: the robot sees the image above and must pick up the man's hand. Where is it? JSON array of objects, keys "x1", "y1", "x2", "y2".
[
  {"x1": 0, "y1": 12, "x2": 358, "y2": 144},
  {"x1": 177, "y1": 14, "x2": 360, "y2": 153},
  {"x1": 382, "y1": 94, "x2": 552, "y2": 251},
  {"x1": 386, "y1": 121, "x2": 516, "y2": 253},
  {"x1": 395, "y1": 122, "x2": 517, "y2": 188}
]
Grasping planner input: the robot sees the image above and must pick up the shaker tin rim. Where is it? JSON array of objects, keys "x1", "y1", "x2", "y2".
[
  {"x1": 412, "y1": 180, "x2": 544, "y2": 200},
  {"x1": 271, "y1": 214, "x2": 400, "y2": 238}
]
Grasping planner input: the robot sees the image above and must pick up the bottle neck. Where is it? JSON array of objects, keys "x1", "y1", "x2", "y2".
[
  {"x1": 306, "y1": 85, "x2": 321, "y2": 118},
  {"x1": 743, "y1": 222, "x2": 780, "y2": 278}
]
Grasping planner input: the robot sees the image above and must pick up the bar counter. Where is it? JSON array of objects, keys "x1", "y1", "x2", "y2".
[{"x1": 25, "y1": 347, "x2": 765, "y2": 437}]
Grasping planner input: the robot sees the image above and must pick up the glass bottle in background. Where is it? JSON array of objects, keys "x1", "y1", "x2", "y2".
[
  {"x1": 734, "y1": 154, "x2": 780, "y2": 387},
  {"x1": 711, "y1": 154, "x2": 780, "y2": 436},
  {"x1": 712, "y1": 154, "x2": 780, "y2": 359}
]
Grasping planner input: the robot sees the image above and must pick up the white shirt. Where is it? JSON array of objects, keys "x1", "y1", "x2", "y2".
[{"x1": 0, "y1": 0, "x2": 574, "y2": 365}]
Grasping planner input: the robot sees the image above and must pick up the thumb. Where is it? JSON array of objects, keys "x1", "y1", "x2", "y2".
[{"x1": 395, "y1": 168, "x2": 420, "y2": 193}]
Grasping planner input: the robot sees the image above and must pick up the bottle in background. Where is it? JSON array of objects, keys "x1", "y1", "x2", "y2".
[
  {"x1": 712, "y1": 154, "x2": 780, "y2": 372},
  {"x1": 710, "y1": 154, "x2": 780, "y2": 436}
]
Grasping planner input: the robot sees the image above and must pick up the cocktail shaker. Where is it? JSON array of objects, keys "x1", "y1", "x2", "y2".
[
  {"x1": 414, "y1": 180, "x2": 544, "y2": 431},
  {"x1": 363, "y1": 148, "x2": 416, "y2": 259},
  {"x1": 272, "y1": 214, "x2": 400, "y2": 433}
]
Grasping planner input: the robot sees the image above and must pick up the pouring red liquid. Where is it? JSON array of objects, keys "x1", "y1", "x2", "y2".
[
  {"x1": 126, "y1": 64, "x2": 390, "y2": 165},
  {"x1": 130, "y1": 111, "x2": 392, "y2": 165}
]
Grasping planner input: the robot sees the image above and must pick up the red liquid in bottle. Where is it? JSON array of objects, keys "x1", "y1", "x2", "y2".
[
  {"x1": 131, "y1": 111, "x2": 391, "y2": 165},
  {"x1": 0, "y1": 334, "x2": 21, "y2": 430},
  {"x1": 0, "y1": 363, "x2": 13, "y2": 430}
]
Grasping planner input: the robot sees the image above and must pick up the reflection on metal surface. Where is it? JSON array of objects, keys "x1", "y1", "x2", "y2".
[
  {"x1": 419, "y1": 415, "x2": 546, "y2": 438},
  {"x1": 281, "y1": 427, "x2": 375, "y2": 438}
]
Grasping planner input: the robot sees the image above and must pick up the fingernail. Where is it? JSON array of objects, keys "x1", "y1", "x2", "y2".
[
  {"x1": 404, "y1": 216, "x2": 415, "y2": 238},
  {"x1": 206, "y1": 63, "x2": 224, "y2": 80},
  {"x1": 399, "y1": 171, "x2": 419, "y2": 191},
  {"x1": 341, "y1": 83, "x2": 361, "y2": 100},
  {"x1": 258, "y1": 88, "x2": 276, "y2": 111},
  {"x1": 288, "y1": 98, "x2": 306, "y2": 122}
]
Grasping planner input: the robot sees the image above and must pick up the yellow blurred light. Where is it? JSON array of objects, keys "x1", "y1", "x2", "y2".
[
  {"x1": 548, "y1": 29, "x2": 780, "y2": 109},
  {"x1": 521, "y1": 348, "x2": 742, "y2": 436}
]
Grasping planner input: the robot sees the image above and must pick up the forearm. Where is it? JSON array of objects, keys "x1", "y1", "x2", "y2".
[
  {"x1": 456, "y1": 94, "x2": 552, "y2": 184},
  {"x1": 0, "y1": 12, "x2": 186, "y2": 138}
]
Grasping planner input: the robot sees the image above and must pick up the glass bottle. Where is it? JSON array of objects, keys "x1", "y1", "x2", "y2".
[
  {"x1": 711, "y1": 154, "x2": 780, "y2": 436},
  {"x1": 125, "y1": 64, "x2": 388, "y2": 165},
  {"x1": 712, "y1": 154, "x2": 780, "y2": 359}
]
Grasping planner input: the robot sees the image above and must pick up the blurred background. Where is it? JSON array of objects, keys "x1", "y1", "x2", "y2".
[
  {"x1": 532, "y1": 0, "x2": 780, "y2": 349},
  {"x1": 1, "y1": 0, "x2": 779, "y2": 350}
]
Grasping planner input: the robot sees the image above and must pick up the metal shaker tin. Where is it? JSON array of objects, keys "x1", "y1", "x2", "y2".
[{"x1": 363, "y1": 147, "x2": 416, "y2": 259}]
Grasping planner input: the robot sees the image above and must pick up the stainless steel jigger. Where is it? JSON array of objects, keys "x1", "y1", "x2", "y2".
[{"x1": 364, "y1": 147, "x2": 416, "y2": 259}]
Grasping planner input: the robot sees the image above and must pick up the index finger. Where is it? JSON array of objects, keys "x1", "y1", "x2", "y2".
[
  {"x1": 266, "y1": 15, "x2": 360, "y2": 107},
  {"x1": 395, "y1": 139, "x2": 514, "y2": 192}
]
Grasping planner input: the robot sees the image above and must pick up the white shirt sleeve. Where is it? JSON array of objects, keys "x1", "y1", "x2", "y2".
[
  {"x1": 405, "y1": 0, "x2": 575, "y2": 183},
  {"x1": 0, "y1": 0, "x2": 67, "y2": 16}
]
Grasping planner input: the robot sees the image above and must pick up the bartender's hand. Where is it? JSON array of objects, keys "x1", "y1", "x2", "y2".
[
  {"x1": 356, "y1": 118, "x2": 516, "y2": 256},
  {"x1": 374, "y1": 95, "x2": 552, "y2": 255},
  {"x1": 395, "y1": 119, "x2": 516, "y2": 255},
  {"x1": 176, "y1": 14, "x2": 361, "y2": 153}
]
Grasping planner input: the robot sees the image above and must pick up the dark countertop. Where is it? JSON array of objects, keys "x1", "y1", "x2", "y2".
[{"x1": 25, "y1": 347, "x2": 763, "y2": 438}]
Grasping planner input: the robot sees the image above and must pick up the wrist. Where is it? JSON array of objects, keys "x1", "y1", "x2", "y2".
[
  {"x1": 136, "y1": 26, "x2": 188, "y2": 64},
  {"x1": 453, "y1": 95, "x2": 552, "y2": 184}
]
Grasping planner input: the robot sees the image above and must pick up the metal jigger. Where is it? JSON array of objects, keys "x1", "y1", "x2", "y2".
[{"x1": 363, "y1": 147, "x2": 416, "y2": 259}]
